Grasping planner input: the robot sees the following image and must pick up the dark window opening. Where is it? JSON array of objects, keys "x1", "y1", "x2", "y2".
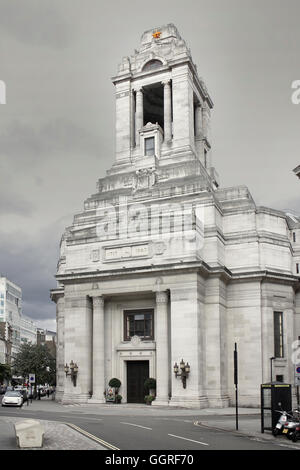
[
  {"x1": 143, "y1": 83, "x2": 164, "y2": 131},
  {"x1": 193, "y1": 98, "x2": 198, "y2": 138},
  {"x1": 276, "y1": 375, "x2": 284, "y2": 383},
  {"x1": 124, "y1": 309, "x2": 154, "y2": 341},
  {"x1": 274, "y1": 311, "x2": 284, "y2": 358},
  {"x1": 293, "y1": 232, "x2": 296, "y2": 243},
  {"x1": 296, "y1": 263, "x2": 299, "y2": 274}
]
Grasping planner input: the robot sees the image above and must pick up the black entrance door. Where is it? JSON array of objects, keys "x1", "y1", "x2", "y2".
[{"x1": 127, "y1": 361, "x2": 149, "y2": 403}]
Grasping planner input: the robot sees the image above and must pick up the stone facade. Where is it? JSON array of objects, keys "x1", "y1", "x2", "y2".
[
  {"x1": 0, "y1": 277, "x2": 37, "y2": 359},
  {"x1": 51, "y1": 24, "x2": 300, "y2": 408},
  {"x1": 0, "y1": 321, "x2": 12, "y2": 365}
]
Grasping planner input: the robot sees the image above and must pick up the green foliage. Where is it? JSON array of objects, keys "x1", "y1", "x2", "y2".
[
  {"x1": 144, "y1": 395, "x2": 155, "y2": 403},
  {"x1": 12, "y1": 343, "x2": 56, "y2": 386},
  {"x1": 144, "y1": 377, "x2": 156, "y2": 392},
  {"x1": 108, "y1": 377, "x2": 121, "y2": 389},
  {"x1": 0, "y1": 363, "x2": 11, "y2": 383},
  {"x1": 116, "y1": 394, "x2": 122, "y2": 403}
]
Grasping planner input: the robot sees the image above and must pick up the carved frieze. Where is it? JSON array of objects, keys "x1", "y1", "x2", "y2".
[{"x1": 133, "y1": 168, "x2": 157, "y2": 191}]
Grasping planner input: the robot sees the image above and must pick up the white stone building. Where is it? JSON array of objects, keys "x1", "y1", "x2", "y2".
[
  {"x1": 0, "y1": 321, "x2": 12, "y2": 365},
  {"x1": 51, "y1": 24, "x2": 300, "y2": 407},
  {"x1": 0, "y1": 277, "x2": 37, "y2": 360}
]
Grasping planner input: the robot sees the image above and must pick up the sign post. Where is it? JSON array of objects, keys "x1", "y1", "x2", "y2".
[
  {"x1": 295, "y1": 365, "x2": 300, "y2": 408},
  {"x1": 29, "y1": 374, "x2": 35, "y2": 403},
  {"x1": 234, "y1": 343, "x2": 238, "y2": 430}
]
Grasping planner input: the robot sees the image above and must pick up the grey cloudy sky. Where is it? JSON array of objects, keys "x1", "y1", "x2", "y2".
[{"x1": 0, "y1": 0, "x2": 299, "y2": 331}]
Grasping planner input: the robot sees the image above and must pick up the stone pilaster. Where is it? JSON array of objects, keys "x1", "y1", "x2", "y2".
[
  {"x1": 131, "y1": 89, "x2": 136, "y2": 148},
  {"x1": 169, "y1": 282, "x2": 208, "y2": 408},
  {"x1": 152, "y1": 290, "x2": 169, "y2": 406},
  {"x1": 194, "y1": 102, "x2": 202, "y2": 138},
  {"x1": 205, "y1": 277, "x2": 230, "y2": 408},
  {"x1": 194, "y1": 102, "x2": 203, "y2": 162},
  {"x1": 62, "y1": 295, "x2": 92, "y2": 403},
  {"x1": 162, "y1": 80, "x2": 172, "y2": 142},
  {"x1": 55, "y1": 294, "x2": 65, "y2": 402},
  {"x1": 135, "y1": 87, "x2": 144, "y2": 145},
  {"x1": 90, "y1": 295, "x2": 106, "y2": 403},
  {"x1": 202, "y1": 102, "x2": 211, "y2": 142},
  {"x1": 114, "y1": 80, "x2": 131, "y2": 164}
]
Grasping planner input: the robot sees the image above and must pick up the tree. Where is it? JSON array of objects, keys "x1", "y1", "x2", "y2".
[
  {"x1": 13, "y1": 343, "x2": 56, "y2": 387},
  {"x1": 0, "y1": 363, "x2": 11, "y2": 383}
]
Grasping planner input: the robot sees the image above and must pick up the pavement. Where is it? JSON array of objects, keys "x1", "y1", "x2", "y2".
[
  {"x1": 0, "y1": 415, "x2": 107, "y2": 450},
  {"x1": 0, "y1": 397, "x2": 295, "y2": 450}
]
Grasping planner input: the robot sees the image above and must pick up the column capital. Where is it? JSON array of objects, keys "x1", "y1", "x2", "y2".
[
  {"x1": 161, "y1": 79, "x2": 171, "y2": 87},
  {"x1": 202, "y1": 101, "x2": 210, "y2": 113},
  {"x1": 133, "y1": 86, "x2": 143, "y2": 94},
  {"x1": 156, "y1": 290, "x2": 169, "y2": 304},
  {"x1": 91, "y1": 295, "x2": 104, "y2": 308}
]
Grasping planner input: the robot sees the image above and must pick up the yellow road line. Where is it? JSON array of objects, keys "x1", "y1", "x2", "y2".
[{"x1": 64, "y1": 422, "x2": 120, "y2": 450}]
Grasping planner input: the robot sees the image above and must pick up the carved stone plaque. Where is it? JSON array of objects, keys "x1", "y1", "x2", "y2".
[{"x1": 104, "y1": 244, "x2": 149, "y2": 261}]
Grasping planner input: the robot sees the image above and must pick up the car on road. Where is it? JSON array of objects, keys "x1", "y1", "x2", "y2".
[{"x1": 1, "y1": 391, "x2": 23, "y2": 407}]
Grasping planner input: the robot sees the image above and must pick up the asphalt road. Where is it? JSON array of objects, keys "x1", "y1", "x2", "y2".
[{"x1": 0, "y1": 403, "x2": 296, "y2": 451}]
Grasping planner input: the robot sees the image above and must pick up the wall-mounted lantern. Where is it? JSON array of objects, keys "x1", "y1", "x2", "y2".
[
  {"x1": 64, "y1": 360, "x2": 78, "y2": 387},
  {"x1": 173, "y1": 359, "x2": 190, "y2": 388}
]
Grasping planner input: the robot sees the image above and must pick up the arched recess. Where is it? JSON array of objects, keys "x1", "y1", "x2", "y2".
[{"x1": 142, "y1": 59, "x2": 163, "y2": 72}]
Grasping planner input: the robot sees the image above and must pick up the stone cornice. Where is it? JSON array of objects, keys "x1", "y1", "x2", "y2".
[
  {"x1": 293, "y1": 165, "x2": 300, "y2": 178},
  {"x1": 50, "y1": 287, "x2": 64, "y2": 303},
  {"x1": 111, "y1": 58, "x2": 213, "y2": 108},
  {"x1": 54, "y1": 261, "x2": 300, "y2": 293}
]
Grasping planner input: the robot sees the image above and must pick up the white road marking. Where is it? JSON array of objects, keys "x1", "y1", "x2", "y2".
[
  {"x1": 277, "y1": 443, "x2": 300, "y2": 450},
  {"x1": 168, "y1": 433, "x2": 209, "y2": 446},
  {"x1": 120, "y1": 422, "x2": 152, "y2": 430},
  {"x1": 60, "y1": 415, "x2": 103, "y2": 421}
]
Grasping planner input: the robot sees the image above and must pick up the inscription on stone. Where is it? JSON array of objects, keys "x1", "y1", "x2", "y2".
[{"x1": 104, "y1": 244, "x2": 149, "y2": 261}]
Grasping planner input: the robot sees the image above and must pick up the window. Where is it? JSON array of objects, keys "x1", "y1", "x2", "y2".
[
  {"x1": 124, "y1": 309, "x2": 154, "y2": 341},
  {"x1": 274, "y1": 311, "x2": 284, "y2": 358},
  {"x1": 293, "y1": 232, "x2": 296, "y2": 243},
  {"x1": 145, "y1": 137, "x2": 155, "y2": 156},
  {"x1": 296, "y1": 263, "x2": 299, "y2": 274},
  {"x1": 276, "y1": 375, "x2": 284, "y2": 383}
]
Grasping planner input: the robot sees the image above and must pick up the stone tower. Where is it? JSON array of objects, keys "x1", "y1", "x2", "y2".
[{"x1": 110, "y1": 23, "x2": 218, "y2": 189}]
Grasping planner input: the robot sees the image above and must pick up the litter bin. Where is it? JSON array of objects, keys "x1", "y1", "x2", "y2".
[{"x1": 261, "y1": 382, "x2": 292, "y2": 433}]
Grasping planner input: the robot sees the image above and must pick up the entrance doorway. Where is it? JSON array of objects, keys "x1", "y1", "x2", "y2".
[{"x1": 127, "y1": 361, "x2": 149, "y2": 403}]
